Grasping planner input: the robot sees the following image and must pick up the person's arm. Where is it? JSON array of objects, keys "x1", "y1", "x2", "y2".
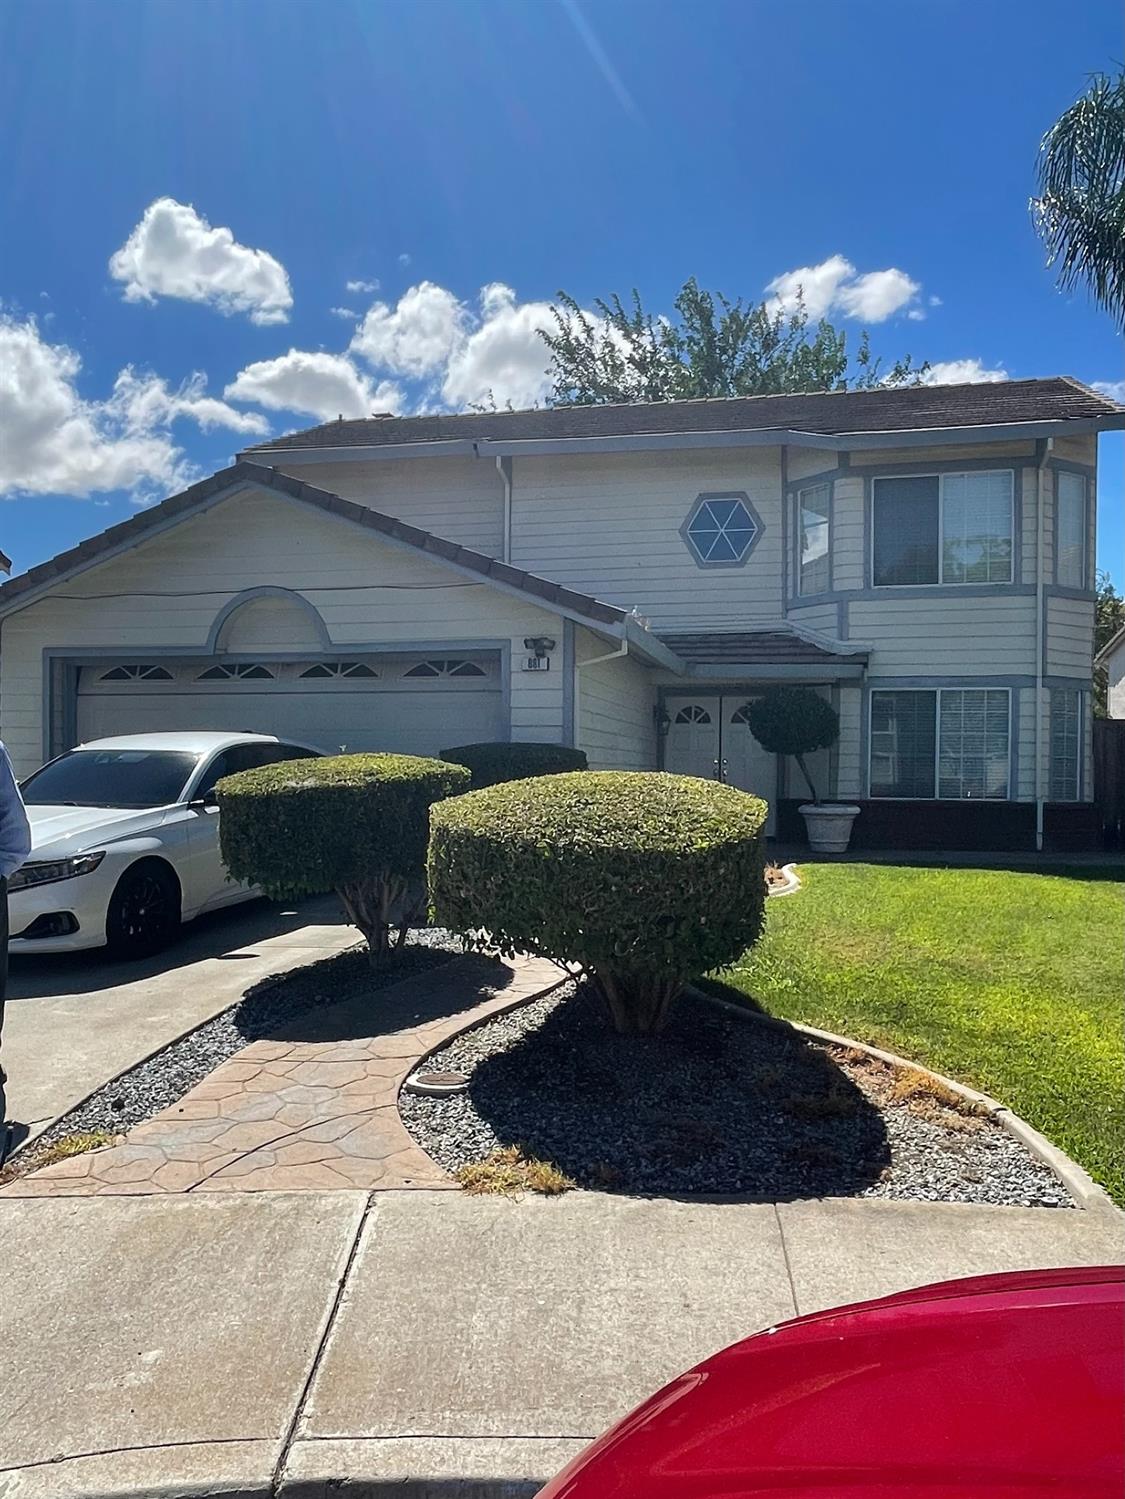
[{"x1": 0, "y1": 744, "x2": 31, "y2": 881}]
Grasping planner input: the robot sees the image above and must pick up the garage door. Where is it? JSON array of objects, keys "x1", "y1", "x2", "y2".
[{"x1": 75, "y1": 653, "x2": 505, "y2": 756}]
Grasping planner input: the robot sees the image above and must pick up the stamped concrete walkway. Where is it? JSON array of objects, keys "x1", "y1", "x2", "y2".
[{"x1": 2, "y1": 953, "x2": 564, "y2": 1197}]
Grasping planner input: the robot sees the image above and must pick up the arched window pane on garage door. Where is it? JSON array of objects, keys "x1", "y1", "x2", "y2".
[
  {"x1": 403, "y1": 659, "x2": 488, "y2": 678},
  {"x1": 196, "y1": 663, "x2": 276, "y2": 681},
  {"x1": 298, "y1": 662, "x2": 379, "y2": 679},
  {"x1": 99, "y1": 664, "x2": 174, "y2": 682}
]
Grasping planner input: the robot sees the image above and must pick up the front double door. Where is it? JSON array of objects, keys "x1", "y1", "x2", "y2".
[{"x1": 664, "y1": 694, "x2": 777, "y2": 835}]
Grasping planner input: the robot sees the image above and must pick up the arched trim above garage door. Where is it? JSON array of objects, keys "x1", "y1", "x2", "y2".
[{"x1": 207, "y1": 587, "x2": 331, "y2": 654}]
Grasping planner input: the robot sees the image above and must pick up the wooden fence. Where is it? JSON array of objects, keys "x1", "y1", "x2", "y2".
[{"x1": 1093, "y1": 719, "x2": 1125, "y2": 848}]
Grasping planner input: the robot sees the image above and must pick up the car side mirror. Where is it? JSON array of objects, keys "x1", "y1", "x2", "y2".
[{"x1": 188, "y1": 793, "x2": 219, "y2": 811}]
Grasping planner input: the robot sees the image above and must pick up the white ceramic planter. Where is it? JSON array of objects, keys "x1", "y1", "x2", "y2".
[{"x1": 798, "y1": 803, "x2": 860, "y2": 854}]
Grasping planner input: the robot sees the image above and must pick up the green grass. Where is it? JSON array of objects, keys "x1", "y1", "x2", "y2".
[{"x1": 709, "y1": 863, "x2": 1125, "y2": 1204}]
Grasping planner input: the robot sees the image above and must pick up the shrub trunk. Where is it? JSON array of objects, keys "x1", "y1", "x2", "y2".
[
  {"x1": 594, "y1": 970, "x2": 684, "y2": 1035},
  {"x1": 337, "y1": 875, "x2": 424, "y2": 966}
]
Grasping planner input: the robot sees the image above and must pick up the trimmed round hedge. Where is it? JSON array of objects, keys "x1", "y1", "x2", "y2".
[
  {"x1": 429, "y1": 770, "x2": 768, "y2": 1033},
  {"x1": 439, "y1": 741, "x2": 588, "y2": 789},
  {"x1": 218, "y1": 753, "x2": 470, "y2": 960}
]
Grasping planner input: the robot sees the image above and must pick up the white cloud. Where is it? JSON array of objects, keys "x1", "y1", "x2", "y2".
[
  {"x1": 225, "y1": 350, "x2": 403, "y2": 422},
  {"x1": 1092, "y1": 379, "x2": 1125, "y2": 403},
  {"x1": 345, "y1": 278, "x2": 379, "y2": 295},
  {"x1": 329, "y1": 306, "x2": 358, "y2": 321},
  {"x1": 110, "y1": 369, "x2": 269, "y2": 437},
  {"x1": 920, "y1": 359, "x2": 1008, "y2": 385},
  {"x1": 350, "y1": 281, "x2": 467, "y2": 377},
  {"x1": 765, "y1": 255, "x2": 922, "y2": 323},
  {"x1": 109, "y1": 197, "x2": 293, "y2": 325},
  {"x1": 0, "y1": 316, "x2": 195, "y2": 498},
  {"x1": 398, "y1": 253, "x2": 411, "y2": 267},
  {"x1": 440, "y1": 284, "x2": 558, "y2": 409}
]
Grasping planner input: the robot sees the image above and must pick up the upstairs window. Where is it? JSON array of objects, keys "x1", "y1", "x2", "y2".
[
  {"x1": 797, "y1": 483, "x2": 831, "y2": 595},
  {"x1": 1056, "y1": 471, "x2": 1087, "y2": 587},
  {"x1": 683, "y1": 493, "x2": 761, "y2": 566},
  {"x1": 403, "y1": 659, "x2": 487, "y2": 678},
  {"x1": 873, "y1": 471, "x2": 1013, "y2": 586}
]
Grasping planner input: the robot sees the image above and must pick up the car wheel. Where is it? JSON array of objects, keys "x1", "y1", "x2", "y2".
[{"x1": 105, "y1": 860, "x2": 181, "y2": 958}]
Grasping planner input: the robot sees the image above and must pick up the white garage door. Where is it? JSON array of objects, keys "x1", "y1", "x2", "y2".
[{"x1": 76, "y1": 654, "x2": 505, "y2": 757}]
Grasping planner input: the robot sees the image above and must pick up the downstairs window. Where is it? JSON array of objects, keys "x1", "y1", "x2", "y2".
[{"x1": 870, "y1": 688, "x2": 1010, "y2": 799}]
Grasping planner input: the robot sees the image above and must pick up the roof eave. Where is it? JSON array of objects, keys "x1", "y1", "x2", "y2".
[{"x1": 242, "y1": 413, "x2": 1125, "y2": 466}]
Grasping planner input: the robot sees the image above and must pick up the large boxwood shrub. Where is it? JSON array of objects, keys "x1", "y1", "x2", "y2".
[
  {"x1": 429, "y1": 770, "x2": 768, "y2": 1033},
  {"x1": 439, "y1": 740, "x2": 588, "y2": 789},
  {"x1": 218, "y1": 753, "x2": 470, "y2": 963}
]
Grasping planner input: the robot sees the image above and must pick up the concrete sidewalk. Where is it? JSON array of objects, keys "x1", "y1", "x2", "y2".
[
  {"x1": 1, "y1": 1188, "x2": 1121, "y2": 1496},
  {"x1": 2, "y1": 895, "x2": 356, "y2": 1141}
]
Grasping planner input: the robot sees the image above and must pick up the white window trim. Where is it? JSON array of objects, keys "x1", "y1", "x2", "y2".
[
  {"x1": 867, "y1": 686, "x2": 1013, "y2": 801},
  {"x1": 796, "y1": 482, "x2": 832, "y2": 597},
  {"x1": 871, "y1": 469, "x2": 1015, "y2": 589}
]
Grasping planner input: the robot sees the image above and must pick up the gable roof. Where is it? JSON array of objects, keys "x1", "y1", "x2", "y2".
[
  {"x1": 0, "y1": 462, "x2": 627, "y2": 630},
  {"x1": 243, "y1": 377, "x2": 1125, "y2": 456},
  {"x1": 1095, "y1": 623, "x2": 1125, "y2": 665}
]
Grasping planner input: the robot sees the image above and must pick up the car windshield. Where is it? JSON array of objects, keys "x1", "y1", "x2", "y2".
[{"x1": 21, "y1": 749, "x2": 201, "y2": 809}]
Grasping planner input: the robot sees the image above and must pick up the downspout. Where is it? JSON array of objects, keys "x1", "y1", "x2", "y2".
[
  {"x1": 495, "y1": 456, "x2": 512, "y2": 563},
  {"x1": 1035, "y1": 438, "x2": 1053, "y2": 851},
  {"x1": 574, "y1": 638, "x2": 628, "y2": 760}
]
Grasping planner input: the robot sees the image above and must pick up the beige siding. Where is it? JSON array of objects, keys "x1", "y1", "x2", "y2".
[
  {"x1": 1107, "y1": 643, "x2": 1125, "y2": 720},
  {"x1": 0, "y1": 484, "x2": 566, "y2": 775},
  {"x1": 1016, "y1": 687, "x2": 1038, "y2": 800},
  {"x1": 849, "y1": 440, "x2": 1037, "y2": 467},
  {"x1": 576, "y1": 631, "x2": 657, "y2": 769},
  {"x1": 851, "y1": 595, "x2": 1037, "y2": 675},
  {"x1": 1045, "y1": 594, "x2": 1095, "y2": 678},
  {"x1": 785, "y1": 602, "x2": 838, "y2": 636},
  {"x1": 836, "y1": 684, "x2": 863, "y2": 797},
  {"x1": 510, "y1": 448, "x2": 783, "y2": 628},
  {"x1": 831, "y1": 473, "x2": 865, "y2": 591},
  {"x1": 270, "y1": 455, "x2": 505, "y2": 556},
  {"x1": 787, "y1": 446, "x2": 836, "y2": 482},
  {"x1": 1050, "y1": 434, "x2": 1097, "y2": 466}
]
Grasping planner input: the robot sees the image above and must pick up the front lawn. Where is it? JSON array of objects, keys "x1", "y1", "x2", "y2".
[{"x1": 710, "y1": 863, "x2": 1125, "y2": 1204}]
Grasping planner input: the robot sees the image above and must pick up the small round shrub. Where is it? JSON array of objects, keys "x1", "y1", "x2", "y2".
[
  {"x1": 429, "y1": 770, "x2": 768, "y2": 1033},
  {"x1": 218, "y1": 753, "x2": 470, "y2": 961},
  {"x1": 743, "y1": 687, "x2": 839, "y2": 803},
  {"x1": 439, "y1": 741, "x2": 588, "y2": 789}
]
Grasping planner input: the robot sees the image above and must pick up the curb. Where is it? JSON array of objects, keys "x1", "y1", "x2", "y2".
[{"x1": 691, "y1": 987, "x2": 1119, "y2": 1217}]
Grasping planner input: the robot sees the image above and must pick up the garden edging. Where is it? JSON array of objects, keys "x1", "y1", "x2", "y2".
[{"x1": 691, "y1": 986, "x2": 1118, "y2": 1216}]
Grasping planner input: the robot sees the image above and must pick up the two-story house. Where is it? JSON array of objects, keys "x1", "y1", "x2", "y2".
[{"x1": 1, "y1": 377, "x2": 1120, "y2": 850}]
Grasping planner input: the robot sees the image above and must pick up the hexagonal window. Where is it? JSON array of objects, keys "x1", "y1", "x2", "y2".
[{"x1": 683, "y1": 493, "x2": 761, "y2": 566}]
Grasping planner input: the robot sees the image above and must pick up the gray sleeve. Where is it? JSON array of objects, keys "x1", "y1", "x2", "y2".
[{"x1": 0, "y1": 743, "x2": 32, "y2": 880}]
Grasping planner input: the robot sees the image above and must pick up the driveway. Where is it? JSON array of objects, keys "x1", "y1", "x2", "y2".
[{"x1": 2, "y1": 895, "x2": 357, "y2": 1141}]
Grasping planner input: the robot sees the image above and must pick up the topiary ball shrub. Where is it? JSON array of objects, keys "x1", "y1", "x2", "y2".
[
  {"x1": 439, "y1": 740, "x2": 588, "y2": 789},
  {"x1": 218, "y1": 753, "x2": 470, "y2": 963},
  {"x1": 743, "y1": 687, "x2": 839, "y2": 804},
  {"x1": 429, "y1": 770, "x2": 768, "y2": 1034}
]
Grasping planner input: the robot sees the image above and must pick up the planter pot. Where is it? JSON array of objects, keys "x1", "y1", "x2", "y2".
[{"x1": 798, "y1": 803, "x2": 860, "y2": 854}]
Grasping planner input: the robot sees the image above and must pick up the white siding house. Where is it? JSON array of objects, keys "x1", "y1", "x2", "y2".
[{"x1": 1, "y1": 377, "x2": 1121, "y2": 852}]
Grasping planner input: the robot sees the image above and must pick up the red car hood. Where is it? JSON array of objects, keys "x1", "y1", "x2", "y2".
[{"x1": 540, "y1": 1266, "x2": 1125, "y2": 1499}]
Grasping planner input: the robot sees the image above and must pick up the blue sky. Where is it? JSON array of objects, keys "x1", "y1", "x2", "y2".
[{"x1": 1, "y1": 0, "x2": 1122, "y2": 582}]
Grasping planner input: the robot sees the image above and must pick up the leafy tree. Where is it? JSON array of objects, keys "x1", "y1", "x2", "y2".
[
  {"x1": 1032, "y1": 69, "x2": 1125, "y2": 328},
  {"x1": 541, "y1": 278, "x2": 928, "y2": 405},
  {"x1": 1095, "y1": 569, "x2": 1125, "y2": 716}
]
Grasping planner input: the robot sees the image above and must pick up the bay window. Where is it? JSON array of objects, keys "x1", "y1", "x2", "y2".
[
  {"x1": 797, "y1": 482, "x2": 831, "y2": 595},
  {"x1": 869, "y1": 688, "x2": 1010, "y2": 800},
  {"x1": 1056, "y1": 470, "x2": 1087, "y2": 587},
  {"x1": 1049, "y1": 689, "x2": 1082, "y2": 801},
  {"x1": 872, "y1": 471, "x2": 1013, "y2": 586}
]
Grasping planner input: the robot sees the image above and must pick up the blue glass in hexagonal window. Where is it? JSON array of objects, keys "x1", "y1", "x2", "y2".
[{"x1": 685, "y1": 496, "x2": 759, "y2": 564}]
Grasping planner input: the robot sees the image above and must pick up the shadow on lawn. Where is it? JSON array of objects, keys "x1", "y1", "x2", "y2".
[{"x1": 460, "y1": 979, "x2": 891, "y2": 1200}]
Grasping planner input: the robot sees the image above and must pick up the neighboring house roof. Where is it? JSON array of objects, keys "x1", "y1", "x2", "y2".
[
  {"x1": 1095, "y1": 623, "x2": 1125, "y2": 665},
  {"x1": 659, "y1": 629, "x2": 868, "y2": 668},
  {"x1": 0, "y1": 548, "x2": 10, "y2": 575},
  {"x1": 0, "y1": 462, "x2": 629, "y2": 632},
  {"x1": 244, "y1": 377, "x2": 1125, "y2": 455}
]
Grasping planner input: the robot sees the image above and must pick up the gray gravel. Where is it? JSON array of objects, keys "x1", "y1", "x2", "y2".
[
  {"x1": 399, "y1": 983, "x2": 1074, "y2": 1207},
  {"x1": 25, "y1": 928, "x2": 461, "y2": 1156}
]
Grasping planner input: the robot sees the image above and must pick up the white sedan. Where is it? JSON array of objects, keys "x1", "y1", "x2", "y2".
[{"x1": 10, "y1": 731, "x2": 321, "y2": 957}]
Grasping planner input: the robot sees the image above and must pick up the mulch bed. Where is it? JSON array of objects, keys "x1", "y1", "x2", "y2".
[{"x1": 399, "y1": 982, "x2": 1074, "y2": 1207}]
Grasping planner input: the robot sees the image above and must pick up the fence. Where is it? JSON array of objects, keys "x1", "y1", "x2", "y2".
[{"x1": 1093, "y1": 718, "x2": 1125, "y2": 848}]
